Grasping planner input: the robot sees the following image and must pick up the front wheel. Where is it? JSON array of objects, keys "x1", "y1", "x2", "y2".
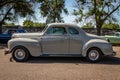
[
  {"x1": 86, "y1": 48, "x2": 102, "y2": 62},
  {"x1": 12, "y1": 46, "x2": 29, "y2": 62}
]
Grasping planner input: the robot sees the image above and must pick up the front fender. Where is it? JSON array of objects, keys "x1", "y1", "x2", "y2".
[
  {"x1": 82, "y1": 39, "x2": 109, "y2": 57},
  {"x1": 8, "y1": 38, "x2": 42, "y2": 57}
]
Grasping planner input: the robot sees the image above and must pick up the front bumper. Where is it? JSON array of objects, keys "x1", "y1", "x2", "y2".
[{"x1": 4, "y1": 48, "x2": 11, "y2": 55}]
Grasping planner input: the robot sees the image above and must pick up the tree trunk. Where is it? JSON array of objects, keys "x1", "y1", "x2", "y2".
[
  {"x1": 53, "y1": 17, "x2": 56, "y2": 22},
  {"x1": 0, "y1": 6, "x2": 13, "y2": 34},
  {"x1": 0, "y1": 24, "x2": 2, "y2": 34},
  {"x1": 96, "y1": 25, "x2": 102, "y2": 36}
]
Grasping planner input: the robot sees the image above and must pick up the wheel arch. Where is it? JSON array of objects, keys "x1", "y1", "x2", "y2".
[
  {"x1": 12, "y1": 45, "x2": 30, "y2": 62},
  {"x1": 86, "y1": 47, "x2": 103, "y2": 62},
  {"x1": 86, "y1": 47, "x2": 103, "y2": 55},
  {"x1": 10, "y1": 43, "x2": 42, "y2": 57},
  {"x1": 8, "y1": 38, "x2": 42, "y2": 57},
  {"x1": 11, "y1": 45, "x2": 30, "y2": 55},
  {"x1": 82, "y1": 40, "x2": 105, "y2": 57}
]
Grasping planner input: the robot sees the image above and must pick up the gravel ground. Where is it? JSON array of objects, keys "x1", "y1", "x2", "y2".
[{"x1": 0, "y1": 45, "x2": 120, "y2": 80}]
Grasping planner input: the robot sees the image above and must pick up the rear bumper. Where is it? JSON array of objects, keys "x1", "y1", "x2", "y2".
[
  {"x1": 111, "y1": 51, "x2": 116, "y2": 56},
  {"x1": 107, "y1": 51, "x2": 116, "y2": 57}
]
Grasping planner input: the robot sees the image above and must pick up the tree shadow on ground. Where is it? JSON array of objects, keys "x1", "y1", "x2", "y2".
[{"x1": 24, "y1": 56, "x2": 120, "y2": 65}]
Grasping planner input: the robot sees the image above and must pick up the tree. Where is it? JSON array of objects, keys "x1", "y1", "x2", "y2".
[
  {"x1": 33, "y1": 22, "x2": 45, "y2": 27},
  {"x1": 23, "y1": 20, "x2": 45, "y2": 27},
  {"x1": 3, "y1": 22, "x2": 15, "y2": 26},
  {"x1": 39, "y1": 0, "x2": 68, "y2": 23},
  {"x1": 23, "y1": 20, "x2": 34, "y2": 27},
  {"x1": 82, "y1": 23, "x2": 94, "y2": 28},
  {"x1": 73, "y1": 0, "x2": 120, "y2": 35},
  {"x1": 0, "y1": 0, "x2": 34, "y2": 33},
  {"x1": 102, "y1": 23, "x2": 120, "y2": 29}
]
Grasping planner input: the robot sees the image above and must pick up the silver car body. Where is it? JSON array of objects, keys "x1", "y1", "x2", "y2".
[{"x1": 7, "y1": 23, "x2": 115, "y2": 57}]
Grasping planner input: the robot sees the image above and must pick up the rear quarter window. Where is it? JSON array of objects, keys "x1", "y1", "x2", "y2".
[{"x1": 68, "y1": 27, "x2": 79, "y2": 35}]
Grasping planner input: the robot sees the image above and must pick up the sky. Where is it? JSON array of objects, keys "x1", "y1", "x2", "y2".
[
  {"x1": 18, "y1": 0, "x2": 78, "y2": 26},
  {"x1": 17, "y1": 0, "x2": 120, "y2": 26},
  {"x1": 62, "y1": 0, "x2": 76, "y2": 23}
]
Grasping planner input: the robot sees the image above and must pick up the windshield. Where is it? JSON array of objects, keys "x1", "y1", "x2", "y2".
[{"x1": 42, "y1": 25, "x2": 48, "y2": 33}]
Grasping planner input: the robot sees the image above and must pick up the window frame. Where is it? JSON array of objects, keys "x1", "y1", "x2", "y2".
[
  {"x1": 45, "y1": 26, "x2": 67, "y2": 36},
  {"x1": 67, "y1": 27, "x2": 79, "y2": 35}
]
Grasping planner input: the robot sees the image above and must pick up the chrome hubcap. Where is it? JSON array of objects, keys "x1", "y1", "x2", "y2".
[
  {"x1": 88, "y1": 50, "x2": 99, "y2": 61},
  {"x1": 14, "y1": 49, "x2": 25, "y2": 60}
]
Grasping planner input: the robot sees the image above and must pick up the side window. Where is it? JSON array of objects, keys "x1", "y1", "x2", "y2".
[
  {"x1": 68, "y1": 27, "x2": 79, "y2": 35},
  {"x1": 46, "y1": 27, "x2": 67, "y2": 35},
  {"x1": 46, "y1": 27, "x2": 53, "y2": 34}
]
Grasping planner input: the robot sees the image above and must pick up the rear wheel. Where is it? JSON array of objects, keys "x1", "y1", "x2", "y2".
[
  {"x1": 12, "y1": 46, "x2": 29, "y2": 62},
  {"x1": 86, "y1": 48, "x2": 102, "y2": 62}
]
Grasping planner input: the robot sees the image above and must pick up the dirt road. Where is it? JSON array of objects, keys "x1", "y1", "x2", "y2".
[{"x1": 0, "y1": 46, "x2": 120, "y2": 80}]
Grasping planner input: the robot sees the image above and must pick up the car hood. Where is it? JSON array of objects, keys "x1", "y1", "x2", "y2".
[{"x1": 12, "y1": 32, "x2": 44, "y2": 38}]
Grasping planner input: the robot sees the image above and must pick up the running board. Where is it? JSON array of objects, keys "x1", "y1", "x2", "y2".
[{"x1": 40, "y1": 54, "x2": 82, "y2": 57}]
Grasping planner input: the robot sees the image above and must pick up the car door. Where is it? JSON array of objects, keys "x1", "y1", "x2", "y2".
[
  {"x1": 67, "y1": 27, "x2": 83, "y2": 54},
  {"x1": 41, "y1": 26, "x2": 69, "y2": 54}
]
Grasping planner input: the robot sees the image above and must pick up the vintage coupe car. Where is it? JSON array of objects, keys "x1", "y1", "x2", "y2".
[
  {"x1": 102, "y1": 32, "x2": 120, "y2": 45},
  {"x1": 0, "y1": 29, "x2": 27, "y2": 43},
  {"x1": 5, "y1": 23, "x2": 116, "y2": 62}
]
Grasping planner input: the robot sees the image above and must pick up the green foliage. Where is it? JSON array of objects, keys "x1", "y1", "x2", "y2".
[
  {"x1": 73, "y1": 0, "x2": 120, "y2": 35},
  {"x1": 33, "y1": 23, "x2": 45, "y2": 27},
  {"x1": 23, "y1": 20, "x2": 34, "y2": 27},
  {"x1": 81, "y1": 23, "x2": 94, "y2": 28},
  {"x1": 39, "y1": 0, "x2": 68, "y2": 23},
  {"x1": 0, "y1": 0, "x2": 34, "y2": 24},
  {"x1": 82, "y1": 25, "x2": 94, "y2": 28},
  {"x1": 102, "y1": 23, "x2": 120, "y2": 29},
  {"x1": 23, "y1": 20, "x2": 45, "y2": 27},
  {"x1": 0, "y1": 0, "x2": 35, "y2": 33},
  {"x1": 3, "y1": 22, "x2": 15, "y2": 26}
]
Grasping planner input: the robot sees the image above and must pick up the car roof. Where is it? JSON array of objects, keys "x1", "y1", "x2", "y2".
[{"x1": 48, "y1": 23, "x2": 79, "y2": 28}]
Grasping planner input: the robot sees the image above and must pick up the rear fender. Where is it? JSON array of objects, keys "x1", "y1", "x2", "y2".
[{"x1": 82, "y1": 39, "x2": 106, "y2": 57}]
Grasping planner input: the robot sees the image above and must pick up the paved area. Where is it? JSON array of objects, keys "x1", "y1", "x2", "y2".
[{"x1": 0, "y1": 45, "x2": 120, "y2": 80}]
